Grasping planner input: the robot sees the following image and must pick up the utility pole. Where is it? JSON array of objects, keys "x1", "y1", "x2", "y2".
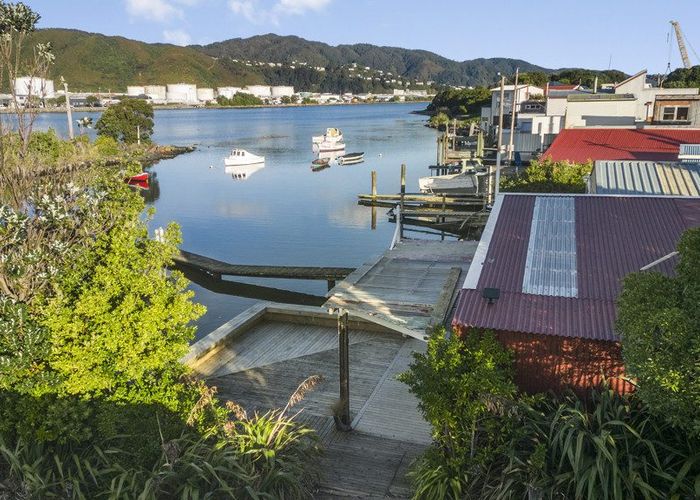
[
  {"x1": 490, "y1": 75, "x2": 506, "y2": 205},
  {"x1": 507, "y1": 68, "x2": 519, "y2": 163},
  {"x1": 137, "y1": 124, "x2": 141, "y2": 145},
  {"x1": 63, "y1": 80, "x2": 74, "y2": 140}
]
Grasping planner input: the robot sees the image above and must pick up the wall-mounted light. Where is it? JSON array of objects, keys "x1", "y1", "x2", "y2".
[{"x1": 482, "y1": 287, "x2": 500, "y2": 305}]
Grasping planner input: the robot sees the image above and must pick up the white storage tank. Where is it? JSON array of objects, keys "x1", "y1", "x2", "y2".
[
  {"x1": 127, "y1": 86, "x2": 145, "y2": 96},
  {"x1": 217, "y1": 86, "x2": 243, "y2": 99},
  {"x1": 166, "y1": 83, "x2": 198, "y2": 104},
  {"x1": 243, "y1": 85, "x2": 272, "y2": 98},
  {"x1": 271, "y1": 86, "x2": 295, "y2": 98},
  {"x1": 14, "y1": 76, "x2": 55, "y2": 98},
  {"x1": 145, "y1": 85, "x2": 166, "y2": 100},
  {"x1": 197, "y1": 88, "x2": 215, "y2": 102}
]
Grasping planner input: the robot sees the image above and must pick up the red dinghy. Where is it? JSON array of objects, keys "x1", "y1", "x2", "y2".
[
  {"x1": 127, "y1": 172, "x2": 149, "y2": 182},
  {"x1": 127, "y1": 179, "x2": 150, "y2": 190}
]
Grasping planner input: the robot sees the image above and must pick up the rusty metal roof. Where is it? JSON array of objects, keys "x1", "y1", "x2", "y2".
[
  {"x1": 591, "y1": 161, "x2": 700, "y2": 196},
  {"x1": 545, "y1": 128, "x2": 700, "y2": 163},
  {"x1": 454, "y1": 194, "x2": 700, "y2": 341}
]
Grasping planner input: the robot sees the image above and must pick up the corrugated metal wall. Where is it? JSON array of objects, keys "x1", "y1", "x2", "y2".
[{"x1": 454, "y1": 326, "x2": 634, "y2": 396}]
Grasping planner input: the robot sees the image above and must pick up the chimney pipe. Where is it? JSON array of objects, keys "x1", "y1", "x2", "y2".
[{"x1": 545, "y1": 81, "x2": 549, "y2": 97}]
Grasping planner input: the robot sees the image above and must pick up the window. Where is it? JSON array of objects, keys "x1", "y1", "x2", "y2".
[{"x1": 661, "y1": 106, "x2": 690, "y2": 121}]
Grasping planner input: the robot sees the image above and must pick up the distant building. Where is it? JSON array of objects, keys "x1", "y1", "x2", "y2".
[
  {"x1": 452, "y1": 193, "x2": 700, "y2": 395},
  {"x1": 127, "y1": 86, "x2": 145, "y2": 97},
  {"x1": 244, "y1": 85, "x2": 272, "y2": 98},
  {"x1": 217, "y1": 87, "x2": 243, "y2": 99},
  {"x1": 145, "y1": 85, "x2": 167, "y2": 100},
  {"x1": 270, "y1": 86, "x2": 294, "y2": 98},
  {"x1": 14, "y1": 76, "x2": 55, "y2": 100},
  {"x1": 166, "y1": 83, "x2": 197, "y2": 104},
  {"x1": 197, "y1": 88, "x2": 215, "y2": 102}
]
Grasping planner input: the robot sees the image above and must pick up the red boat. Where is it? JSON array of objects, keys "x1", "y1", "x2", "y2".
[
  {"x1": 127, "y1": 172, "x2": 149, "y2": 182},
  {"x1": 127, "y1": 179, "x2": 150, "y2": 190}
]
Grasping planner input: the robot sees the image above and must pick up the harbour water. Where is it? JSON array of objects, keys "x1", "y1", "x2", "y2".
[{"x1": 35, "y1": 103, "x2": 438, "y2": 336}]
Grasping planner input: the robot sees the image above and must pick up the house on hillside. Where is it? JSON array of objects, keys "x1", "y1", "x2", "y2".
[
  {"x1": 451, "y1": 194, "x2": 700, "y2": 395},
  {"x1": 544, "y1": 128, "x2": 700, "y2": 163}
]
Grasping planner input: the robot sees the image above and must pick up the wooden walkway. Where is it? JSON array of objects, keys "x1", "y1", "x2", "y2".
[
  {"x1": 174, "y1": 249, "x2": 355, "y2": 286},
  {"x1": 326, "y1": 239, "x2": 478, "y2": 335},
  {"x1": 184, "y1": 239, "x2": 479, "y2": 498}
]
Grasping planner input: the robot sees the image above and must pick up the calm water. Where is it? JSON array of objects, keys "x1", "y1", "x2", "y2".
[{"x1": 35, "y1": 103, "x2": 438, "y2": 336}]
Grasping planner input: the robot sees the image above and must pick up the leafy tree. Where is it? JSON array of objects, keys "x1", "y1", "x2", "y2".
[
  {"x1": 85, "y1": 94, "x2": 100, "y2": 107},
  {"x1": 95, "y1": 98, "x2": 154, "y2": 144},
  {"x1": 427, "y1": 86, "x2": 490, "y2": 118},
  {"x1": 617, "y1": 228, "x2": 700, "y2": 435},
  {"x1": 519, "y1": 71, "x2": 548, "y2": 87},
  {"x1": 664, "y1": 65, "x2": 700, "y2": 88},
  {"x1": 500, "y1": 158, "x2": 592, "y2": 193},
  {"x1": 550, "y1": 69, "x2": 627, "y2": 87}
]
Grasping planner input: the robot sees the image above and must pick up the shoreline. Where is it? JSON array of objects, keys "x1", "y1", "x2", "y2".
[{"x1": 4, "y1": 99, "x2": 431, "y2": 115}]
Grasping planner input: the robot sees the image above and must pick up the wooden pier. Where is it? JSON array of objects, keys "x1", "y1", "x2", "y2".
[
  {"x1": 173, "y1": 250, "x2": 355, "y2": 290},
  {"x1": 183, "y1": 239, "x2": 479, "y2": 497}
]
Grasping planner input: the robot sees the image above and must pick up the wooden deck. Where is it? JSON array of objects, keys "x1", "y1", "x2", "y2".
[
  {"x1": 185, "y1": 239, "x2": 479, "y2": 498},
  {"x1": 192, "y1": 320, "x2": 431, "y2": 498},
  {"x1": 326, "y1": 239, "x2": 478, "y2": 334}
]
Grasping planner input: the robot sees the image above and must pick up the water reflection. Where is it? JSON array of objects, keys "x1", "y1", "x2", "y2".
[{"x1": 225, "y1": 162, "x2": 265, "y2": 180}]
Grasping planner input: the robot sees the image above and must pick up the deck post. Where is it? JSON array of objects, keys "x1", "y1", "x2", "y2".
[
  {"x1": 400, "y1": 164, "x2": 406, "y2": 240},
  {"x1": 336, "y1": 310, "x2": 352, "y2": 431},
  {"x1": 371, "y1": 170, "x2": 377, "y2": 230}
]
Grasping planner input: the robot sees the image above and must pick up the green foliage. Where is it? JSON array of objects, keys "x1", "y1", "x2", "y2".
[
  {"x1": 93, "y1": 134, "x2": 119, "y2": 156},
  {"x1": 664, "y1": 65, "x2": 700, "y2": 88},
  {"x1": 215, "y1": 91, "x2": 263, "y2": 106},
  {"x1": 85, "y1": 94, "x2": 100, "y2": 107},
  {"x1": 95, "y1": 98, "x2": 154, "y2": 144},
  {"x1": 518, "y1": 71, "x2": 548, "y2": 87},
  {"x1": 27, "y1": 128, "x2": 71, "y2": 162},
  {"x1": 427, "y1": 87, "x2": 490, "y2": 118},
  {"x1": 399, "y1": 328, "x2": 517, "y2": 497},
  {"x1": 500, "y1": 158, "x2": 592, "y2": 193},
  {"x1": 0, "y1": 1, "x2": 40, "y2": 34},
  {"x1": 499, "y1": 387, "x2": 700, "y2": 500},
  {"x1": 617, "y1": 228, "x2": 700, "y2": 436},
  {"x1": 550, "y1": 69, "x2": 628, "y2": 87}
]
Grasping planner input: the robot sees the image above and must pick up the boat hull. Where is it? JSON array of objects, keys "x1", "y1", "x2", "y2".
[
  {"x1": 418, "y1": 172, "x2": 478, "y2": 194},
  {"x1": 337, "y1": 152, "x2": 364, "y2": 165}
]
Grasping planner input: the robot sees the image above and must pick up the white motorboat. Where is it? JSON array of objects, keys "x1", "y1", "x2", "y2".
[
  {"x1": 224, "y1": 149, "x2": 265, "y2": 166},
  {"x1": 225, "y1": 163, "x2": 265, "y2": 180},
  {"x1": 312, "y1": 127, "x2": 345, "y2": 152},
  {"x1": 337, "y1": 152, "x2": 364, "y2": 165},
  {"x1": 419, "y1": 171, "x2": 478, "y2": 194},
  {"x1": 312, "y1": 127, "x2": 343, "y2": 145}
]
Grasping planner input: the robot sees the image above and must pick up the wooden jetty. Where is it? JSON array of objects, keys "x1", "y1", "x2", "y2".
[
  {"x1": 183, "y1": 238, "x2": 479, "y2": 498},
  {"x1": 173, "y1": 250, "x2": 355, "y2": 290}
]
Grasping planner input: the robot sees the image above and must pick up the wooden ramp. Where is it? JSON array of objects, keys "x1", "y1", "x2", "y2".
[{"x1": 325, "y1": 239, "x2": 478, "y2": 335}]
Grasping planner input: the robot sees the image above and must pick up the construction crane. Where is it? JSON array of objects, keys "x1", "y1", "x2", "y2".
[{"x1": 670, "y1": 20, "x2": 693, "y2": 69}]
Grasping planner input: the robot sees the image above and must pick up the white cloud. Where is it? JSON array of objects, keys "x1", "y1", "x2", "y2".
[
  {"x1": 163, "y1": 29, "x2": 192, "y2": 45},
  {"x1": 125, "y1": 0, "x2": 183, "y2": 22},
  {"x1": 228, "y1": 0, "x2": 332, "y2": 24}
]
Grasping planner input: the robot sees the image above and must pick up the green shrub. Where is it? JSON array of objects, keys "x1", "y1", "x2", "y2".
[
  {"x1": 617, "y1": 228, "x2": 700, "y2": 436},
  {"x1": 27, "y1": 128, "x2": 72, "y2": 162},
  {"x1": 500, "y1": 158, "x2": 592, "y2": 193},
  {"x1": 93, "y1": 135, "x2": 120, "y2": 156}
]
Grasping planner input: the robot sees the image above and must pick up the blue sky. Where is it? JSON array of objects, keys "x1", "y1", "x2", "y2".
[{"x1": 25, "y1": 0, "x2": 700, "y2": 74}]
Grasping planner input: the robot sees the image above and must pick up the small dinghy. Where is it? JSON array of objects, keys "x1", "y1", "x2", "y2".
[
  {"x1": 311, "y1": 157, "x2": 330, "y2": 172},
  {"x1": 337, "y1": 152, "x2": 364, "y2": 165}
]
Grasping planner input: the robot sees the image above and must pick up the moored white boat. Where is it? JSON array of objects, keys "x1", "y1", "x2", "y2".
[
  {"x1": 224, "y1": 149, "x2": 265, "y2": 166},
  {"x1": 418, "y1": 171, "x2": 478, "y2": 194},
  {"x1": 312, "y1": 127, "x2": 345, "y2": 152}
]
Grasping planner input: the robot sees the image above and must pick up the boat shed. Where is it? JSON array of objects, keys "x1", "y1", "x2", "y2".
[
  {"x1": 544, "y1": 128, "x2": 700, "y2": 163},
  {"x1": 589, "y1": 161, "x2": 700, "y2": 196},
  {"x1": 452, "y1": 194, "x2": 700, "y2": 395}
]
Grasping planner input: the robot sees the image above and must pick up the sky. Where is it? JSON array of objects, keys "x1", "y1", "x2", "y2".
[{"x1": 24, "y1": 0, "x2": 700, "y2": 74}]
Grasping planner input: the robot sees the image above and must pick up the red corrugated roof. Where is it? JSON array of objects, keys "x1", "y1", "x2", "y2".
[
  {"x1": 548, "y1": 84, "x2": 578, "y2": 91},
  {"x1": 544, "y1": 128, "x2": 700, "y2": 163},
  {"x1": 453, "y1": 195, "x2": 700, "y2": 341}
]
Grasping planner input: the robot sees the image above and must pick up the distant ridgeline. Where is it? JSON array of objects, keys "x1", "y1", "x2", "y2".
[{"x1": 28, "y1": 29, "x2": 636, "y2": 93}]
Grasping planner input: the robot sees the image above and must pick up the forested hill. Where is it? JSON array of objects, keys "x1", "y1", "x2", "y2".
[
  {"x1": 194, "y1": 34, "x2": 550, "y2": 86},
  {"x1": 27, "y1": 29, "x2": 628, "y2": 92}
]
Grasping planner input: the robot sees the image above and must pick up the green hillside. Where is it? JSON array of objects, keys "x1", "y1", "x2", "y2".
[
  {"x1": 28, "y1": 29, "x2": 265, "y2": 91},
  {"x1": 196, "y1": 34, "x2": 550, "y2": 86}
]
